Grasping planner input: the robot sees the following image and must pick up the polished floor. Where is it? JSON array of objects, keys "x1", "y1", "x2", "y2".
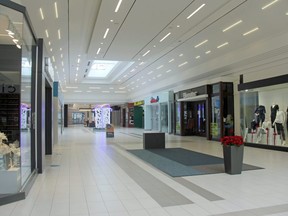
[{"x1": 1, "y1": 126, "x2": 288, "y2": 216}]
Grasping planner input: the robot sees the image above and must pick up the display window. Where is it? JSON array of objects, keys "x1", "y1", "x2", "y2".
[{"x1": 240, "y1": 83, "x2": 288, "y2": 147}]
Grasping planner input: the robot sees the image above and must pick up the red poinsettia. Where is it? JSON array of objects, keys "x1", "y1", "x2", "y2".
[{"x1": 220, "y1": 136, "x2": 244, "y2": 147}]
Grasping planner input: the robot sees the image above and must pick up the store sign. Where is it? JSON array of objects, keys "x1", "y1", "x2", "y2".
[
  {"x1": 0, "y1": 84, "x2": 20, "y2": 94},
  {"x1": 134, "y1": 100, "x2": 144, "y2": 106},
  {"x1": 182, "y1": 91, "x2": 198, "y2": 99},
  {"x1": 150, "y1": 96, "x2": 159, "y2": 103}
]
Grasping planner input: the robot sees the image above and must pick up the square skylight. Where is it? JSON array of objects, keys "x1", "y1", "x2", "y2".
[{"x1": 88, "y1": 60, "x2": 119, "y2": 78}]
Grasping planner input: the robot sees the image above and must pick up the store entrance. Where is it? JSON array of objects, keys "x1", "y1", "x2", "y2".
[{"x1": 185, "y1": 100, "x2": 206, "y2": 137}]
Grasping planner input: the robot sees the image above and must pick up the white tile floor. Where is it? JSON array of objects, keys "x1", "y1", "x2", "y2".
[{"x1": 1, "y1": 126, "x2": 288, "y2": 216}]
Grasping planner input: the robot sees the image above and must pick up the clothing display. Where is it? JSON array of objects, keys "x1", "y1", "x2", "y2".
[
  {"x1": 255, "y1": 105, "x2": 266, "y2": 124},
  {"x1": 270, "y1": 104, "x2": 279, "y2": 128}
]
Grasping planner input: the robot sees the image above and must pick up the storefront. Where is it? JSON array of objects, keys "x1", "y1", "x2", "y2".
[
  {"x1": 144, "y1": 91, "x2": 173, "y2": 133},
  {"x1": 133, "y1": 100, "x2": 144, "y2": 128},
  {"x1": 238, "y1": 74, "x2": 288, "y2": 151},
  {"x1": 175, "y1": 82, "x2": 234, "y2": 140},
  {"x1": 0, "y1": 1, "x2": 38, "y2": 205}
]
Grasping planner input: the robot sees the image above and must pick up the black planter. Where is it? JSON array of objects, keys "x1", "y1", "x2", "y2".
[{"x1": 223, "y1": 145, "x2": 244, "y2": 175}]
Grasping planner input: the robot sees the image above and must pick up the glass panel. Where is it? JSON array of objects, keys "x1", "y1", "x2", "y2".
[
  {"x1": 160, "y1": 103, "x2": 168, "y2": 133},
  {"x1": 211, "y1": 96, "x2": 221, "y2": 140},
  {"x1": 0, "y1": 6, "x2": 23, "y2": 193},
  {"x1": 175, "y1": 102, "x2": 181, "y2": 135},
  {"x1": 20, "y1": 15, "x2": 34, "y2": 185},
  {"x1": 151, "y1": 105, "x2": 159, "y2": 131},
  {"x1": 240, "y1": 83, "x2": 288, "y2": 146},
  {"x1": 212, "y1": 84, "x2": 220, "y2": 94}
]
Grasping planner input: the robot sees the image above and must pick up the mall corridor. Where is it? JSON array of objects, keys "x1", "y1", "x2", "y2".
[{"x1": 1, "y1": 126, "x2": 288, "y2": 216}]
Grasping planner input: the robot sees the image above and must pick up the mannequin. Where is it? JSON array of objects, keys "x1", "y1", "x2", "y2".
[
  {"x1": 270, "y1": 103, "x2": 279, "y2": 128},
  {"x1": 273, "y1": 109, "x2": 286, "y2": 145},
  {"x1": 255, "y1": 105, "x2": 266, "y2": 126}
]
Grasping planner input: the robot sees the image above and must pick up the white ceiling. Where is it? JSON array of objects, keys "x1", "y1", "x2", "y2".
[{"x1": 5, "y1": 0, "x2": 288, "y2": 105}]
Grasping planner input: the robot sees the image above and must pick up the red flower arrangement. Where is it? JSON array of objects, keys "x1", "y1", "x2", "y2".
[{"x1": 221, "y1": 136, "x2": 244, "y2": 147}]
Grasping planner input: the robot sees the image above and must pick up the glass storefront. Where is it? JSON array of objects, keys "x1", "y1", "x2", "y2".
[
  {"x1": 0, "y1": 1, "x2": 37, "y2": 199},
  {"x1": 240, "y1": 83, "x2": 288, "y2": 147}
]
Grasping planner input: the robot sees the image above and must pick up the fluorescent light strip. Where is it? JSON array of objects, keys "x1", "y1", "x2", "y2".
[
  {"x1": 195, "y1": 56, "x2": 200, "y2": 59},
  {"x1": 166, "y1": 69, "x2": 171, "y2": 73},
  {"x1": 103, "y1": 28, "x2": 109, "y2": 39},
  {"x1": 187, "y1": 4, "x2": 205, "y2": 19},
  {"x1": 194, "y1": 39, "x2": 208, "y2": 48},
  {"x1": 157, "y1": 65, "x2": 163, "y2": 69},
  {"x1": 222, "y1": 20, "x2": 242, "y2": 32},
  {"x1": 58, "y1": 29, "x2": 61, "y2": 39},
  {"x1": 262, "y1": 0, "x2": 278, "y2": 10},
  {"x1": 178, "y1": 61, "x2": 188, "y2": 67},
  {"x1": 169, "y1": 59, "x2": 174, "y2": 63},
  {"x1": 54, "y1": 2, "x2": 58, "y2": 18},
  {"x1": 142, "y1": 50, "x2": 150, "y2": 57},
  {"x1": 77, "y1": 58, "x2": 80, "y2": 63},
  {"x1": 243, "y1": 27, "x2": 259, "y2": 36},
  {"x1": 160, "y1": 32, "x2": 171, "y2": 42},
  {"x1": 115, "y1": 0, "x2": 122, "y2": 12},
  {"x1": 52, "y1": 56, "x2": 55, "y2": 62},
  {"x1": 147, "y1": 71, "x2": 153, "y2": 75},
  {"x1": 66, "y1": 86, "x2": 78, "y2": 89},
  {"x1": 97, "y1": 48, "x2": 101, "y2": 55},
  {"x1": 45, "y1": 29, "x2": 49, "y2": 38},
  {"x1": 217, "y1": 42, "x2": 229, "y2": 48},
  {"x1": 39, "y1": 8, "x2": 44, "y2": 20},
  {"x1": 205, "y1": 50, "x2": 211, "y2": 54}
]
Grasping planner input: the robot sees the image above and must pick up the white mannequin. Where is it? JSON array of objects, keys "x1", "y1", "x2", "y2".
[{"x1": 273, "y1": 110, "x2": 286, "y2": 145}]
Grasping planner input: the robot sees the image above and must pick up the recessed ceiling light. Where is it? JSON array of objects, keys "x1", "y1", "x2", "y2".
[
  {"x1": 205, "y1": 50, "x2": 211, "y2": 54},
  {"x1": 222, "y1": 20, "x2": 242, "y2": 32},
  {"x1": 178, "y1": 61, "x2": 188, "y2": 67},
  {"x1": 157, "y1": 65, "x2": 163, "y2": 69},
  {"x1": 60, "y1": 48, "x2": 62, "y2": 51},
  {"x1": 160, "y1": 32, "x2": 171, "y2": 42},
  {"x1": 110, "y1": 19, "x2": 114, "y2": 22},
  {"x1": 142, "y1": 50, "x2": 150, "y2": 57},
  {"x1": 177, "y1": 25, "x2": 180, "y2": 28},
  {"x1": 169, "y1": 59, "x2": 174, "y2": 63},
  {"x1": 115, "y1": 0, "x2": 123, "y2": 12},
  {"x1": 139, "y1": 62, "x2": 145, "y2": 65},
  {"x1": 50, "y1": 48, "x2": 53, "y2": 52},
  {"x1": 147, "y1": 71, "x2": 153, "y2": 75},
  {"x1": 194, "y1": 39, "x2": 208, "y2": 48},
  {"x1": 179, "y1": 53, "x2": 184, "y2": 57},
  {"x1": 66, "y1": 86, "x2": 78, "y2": 89},
  {"x1": 61, "y1": 54, "x2": 63, "y2": 58},
  {"x1": 262, "y1": 0, "x2": 278, "y2": 10},
  {"x1": 187, "y1": 4, "x2": 205, "y2": 19},
  {"x1": 166, "y1": 69, "x2": 171, "y2": 73},
  {"x1": 54, "y1": 2, "x2": 58, "y2": 18},
  {"x1": 195, "y1": 56, "x2": 200, "y2": 59},
  {"x1": 97, "y1": 48, "x2": 101, "y2": 55},
  {"x1": 157, "y1": 74, "x2": 162, "y2": 78},
  {"x1": 39, "y1": 8, "x2": 44, "y2": 20},
  {"x1": 48, "y1": 41, "x2": 51, "y2": 46},
  {"x1": 45, "y1": 29, "x2": 49, "y2": 38},
  {"x1": 52, "y1": 56, "x2": 55, "y2": 62},
  {"x1": 286, "y1": 12, "x2": 288, "y2": 15},
  {"x1": 243, "y1": 27, "x2": 259, "y2": 36},
  {"x1": 61, "y1": 61, "x2": 64, "y2": 66},
  {"x1": 58, "y1": 29, "x2": 61, "y2": 39},
  {"x1": 103, "y1": 28, "x2": 109, "y2": 39},
  {"x1": 217, "y1": 42, "x2": 229, "y2": 48}
]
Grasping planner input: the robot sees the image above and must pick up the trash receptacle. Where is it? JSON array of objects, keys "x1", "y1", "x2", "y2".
[{"x1": 106, "y1": 124, "x2": 114, "y2": 137}]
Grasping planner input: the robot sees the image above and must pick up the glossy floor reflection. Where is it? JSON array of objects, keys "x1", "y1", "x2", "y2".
[{"x1": 1, "y1": 125, "x2": 288, "y2": 216}]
